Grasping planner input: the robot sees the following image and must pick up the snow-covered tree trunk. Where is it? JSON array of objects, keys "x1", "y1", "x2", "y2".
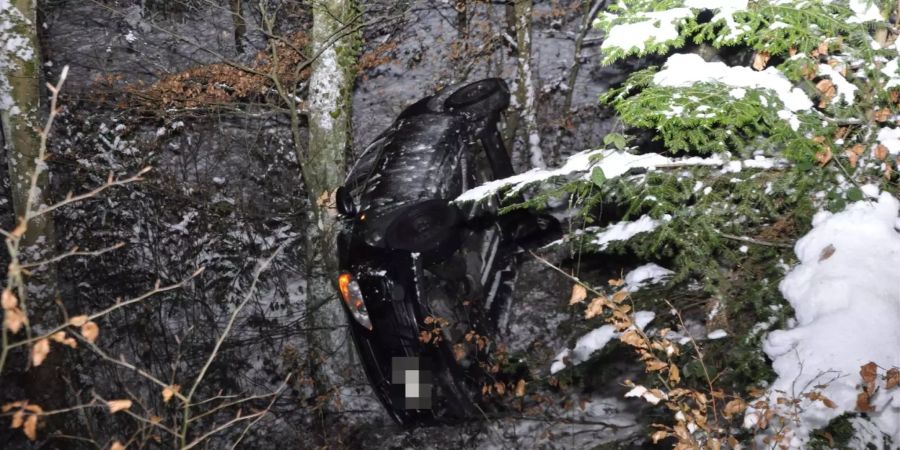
[
  {"x1": 513, "y1": 0, "x2": 545, "y2": 169},
  {"x1": 1, "y1": 0, "x2": 54, "y2": 249},
  {"x1": 304, "y1": 0, "x2": 358, "y2": 399}
]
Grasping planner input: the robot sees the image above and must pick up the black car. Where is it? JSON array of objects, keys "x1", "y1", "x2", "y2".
[{"x1": 335, "y1": 79, "x2": 546, "y2": 426}]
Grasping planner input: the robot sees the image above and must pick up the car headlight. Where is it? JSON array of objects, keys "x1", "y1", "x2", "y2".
[{"x1": 338, "y1": 272, "x2": 373, "y2": 330}]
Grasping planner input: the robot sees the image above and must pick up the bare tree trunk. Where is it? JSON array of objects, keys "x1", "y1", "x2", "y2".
[
  {"x1": 1, "y1": 0, "x2": 54, "y2": 250},
  {"x1": 304, "y1": 0, "x2": 359, "y2": 404},
  {"x1": 562, "y1": 0, "x2": 605, "y2": 114},
  {"x1": 513, "y1": 0, "x2": 545, "y2": 169},
  {"x1": 229, "y1": 0, "x2": 246, "y2": 54},
  {"x1": 1, "y1": 0, "x2": 64, "y2": 423}
]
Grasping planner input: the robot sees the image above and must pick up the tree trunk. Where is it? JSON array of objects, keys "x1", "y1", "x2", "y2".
[
  {"x1": 1, "y1": 0, "x2": 64, "y2": 424},
  {"x1": 513, "y1": 0, "x2": 545, "y2": 169},
  {"x1": 1, "y1": 0, "x2": 54, "y2": 250},
  {"x1": 304, "y1": 0, "x2": 359, "y2": 404},
  {"x1": 228, "y1": 0, "x2": 246, "y2": 54}
]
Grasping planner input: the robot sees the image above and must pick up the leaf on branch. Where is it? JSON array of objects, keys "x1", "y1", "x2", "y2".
[
  {"x1": 645, "y1": 359, "x2": 668, "y2": 372},
  {"x1": 569, "y1": 284, "x2": 587, "y2": 305},
  {"x1": 32, "y1": 339, "x2": 50, "y2": 367},
  {"x1": 619, "y1": 330, "x2": 647, "y2": 349},
  {"x1": 11, "y1": 410, "x2": 24, "y2": 428},
  {"x1": 844, "y1": 150, "x2": 859, "y2": 168},
  {"x1": 861, "y1": 362, "x2": 878, "y2": 393},
  {"x1": 608, "y1": 278, "x2": 625, "y2": 287},
  {"x1": 107, "y1": 399, "x2": 133, "y2": 414},
  {"x1": 23, "y1": 414, "x2": 37, "y2": 441},
  {"x1": 585, "y1": 296, "x2": 607, "y2": 319},
  {"x1": 50, "y1": 331, "x2": 77, "y2": 349},
  {"x1": 668, "y1": 364, "x2": 681, "y2": 384},
  {"x1": 81, "y1": 321, "x2": 100, "y2": 343},
  {"x1": 515, "y1": 379, "x2": 526, "y2": 397},
  {"x1": 611, "y1": 289, "x2": 629, "y2": 304},
  {"x1": 874, "y1": 108, "x2": 891, "y2": 122},
  {"x1": 752, "y1": 52, "x2": 770, "y2": 71},
  {"x1": 68, "y1": 315, "x2": 89, "y2": 327},
  {"x1": 162, "y1": 385, "x2": 181, "y2": 403},
  {"x1": 1, "y1": 289, "x2": 17, "y2": 309},
  {"x1": 110, "y1": 441, "x2": 126, "y2": 450},
  {"x1": 4, "y1": 307, "x2": 27, "y2": 334}
]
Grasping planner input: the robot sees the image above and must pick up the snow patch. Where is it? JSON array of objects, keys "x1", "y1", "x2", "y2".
[
  {"x1": 455, "y1": 148, "x2": 726, "y2": 202},
  {"x1": 624, "y1": 263, "x2": 673, "y2": 290},
  {"x1": 551, "y1": 311, "x2": 656, "y2": 374},
  {"x1": 600, "y1": 8, "x2": 693, "y2": 55},
  {"x1": 751, "y1": 192, "x2": 900, "y2": 448}
]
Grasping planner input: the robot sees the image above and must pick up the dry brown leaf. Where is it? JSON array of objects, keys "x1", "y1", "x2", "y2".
[
  {"x1": 68, "y1": 315, "x2": 89, "y2": 326},
  {"x1": 110, "y1": 441, "x2": 126, "y2": 450},
  {"x1": 611, "y1": 289, "x2": 629, "y2": 303},
  {"x1": 645, "y1": 359, "x2": 668, "y2": 372},
  {"x1": 515, "y1": 379, "x2": 526, "y2": 397},
  {"x1": 81, "y1": 321, "x2": 100, "y2": 343},
  {"x1": 23, "y1": 414, "x2": 37, "y2": 441},
  {"x1": 850, "y1": 143, "x2": 865, "y2": 155},
  {"x1": 1, "y1": 289, "x2": 16, "y2": 310},
  {"x1": 608, "y1": 278, "x2": 625, "y2": 287},
  {"x1": 494, "y1": 382, "x2": 506, "y2": 396},
  {"x1": 874, "y1": 108, "x2": 892, "y2": 122},
  {"x1": 752, "y1": 52, "x2": 770, "y2": 71},
  {"x1": 11, "y1": 410, "x2": 24, "y2": 428},
  {"x1": 1, "y1": 401, "x2": 24, "y2": 413},
  {"x1": 162, "y1": 384, "x2": 180, "y2": 403},
  {"x1": 585, "y1": 297, "x2": 606, "y2": 319},
  {"x1": 569, "y1": 284, "x2": 587, "y2": 305},
  {"x1": 816, "y1": 79, "x2": 836, "y2": 108},
  {"x1": 723, "y1": 398, "x2": 747, "y2": 419},
  {"x1": 817, "y1": 41, "x2": 829, "y2": 55},
  {"x1": 874, "y1": 144, "x2": 889, "y2": 161},
  {"x1": 885, "y1": 368, "x2": 899, "y2": 389},
  {"x1": 845, "y1": 150, "x2": 859, "y2": 168},
  {"x1": 861, "y1": 362, "x2": 878, "y2": 393},
  {"x1": 23, "y1": 404, "x2": 42, "y2": 414},
  {"x1": 107, "y1": 399, "x2": 133, "y2": 414},
  {"x1": 816, "y1": 145, "x2": 833, "y2": 166},
  {"x1": 4, "y1": 307, "x2": 26, "y2": 334},
  {"x1": 857, "y1": 391, "x2": 873, "y2": 412},
  {"x1": 819, "y1": 244, "x2": 836, "y2": 261},
  {"x1": 650, "y1": 430, "x2": 669, "y2": 443},
  {"x1": 619, "y1": 330, "x2": 647, "y2": 349},
  {"x1": 707, "y1": 437, "x2": 722, "y2": 450},
  {"x1": 32, "y1": 339, "x2": 50, "y2": 367},
  {"x1": 668, "y1": 364, "x2": 681, "y2": 384}
]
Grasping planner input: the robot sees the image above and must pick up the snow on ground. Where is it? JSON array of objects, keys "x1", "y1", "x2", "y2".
[
  {"x1": 551, "y1": 311, "x2": 655, "y2": 374},
  {"x1": 748, "y1": 191, "x2": 900, "y2": 448}
]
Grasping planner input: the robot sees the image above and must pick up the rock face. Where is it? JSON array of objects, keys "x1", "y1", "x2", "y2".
[{"x1": 0, "y1": 1, "x2": 653, "y2": 448}]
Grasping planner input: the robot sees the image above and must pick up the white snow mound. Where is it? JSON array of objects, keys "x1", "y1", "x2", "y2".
[{"x1": 755, "y1": 192, "x2": 900, "y2": 448}]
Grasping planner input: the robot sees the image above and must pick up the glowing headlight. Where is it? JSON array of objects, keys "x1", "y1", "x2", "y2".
[{"x1": 338, "y1": 272, "x2": 373, "y2": 330}]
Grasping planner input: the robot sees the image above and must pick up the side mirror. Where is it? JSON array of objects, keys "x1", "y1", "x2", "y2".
[{"x1": 336, "y1": 186, "x2": 357, "y2": 217}]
